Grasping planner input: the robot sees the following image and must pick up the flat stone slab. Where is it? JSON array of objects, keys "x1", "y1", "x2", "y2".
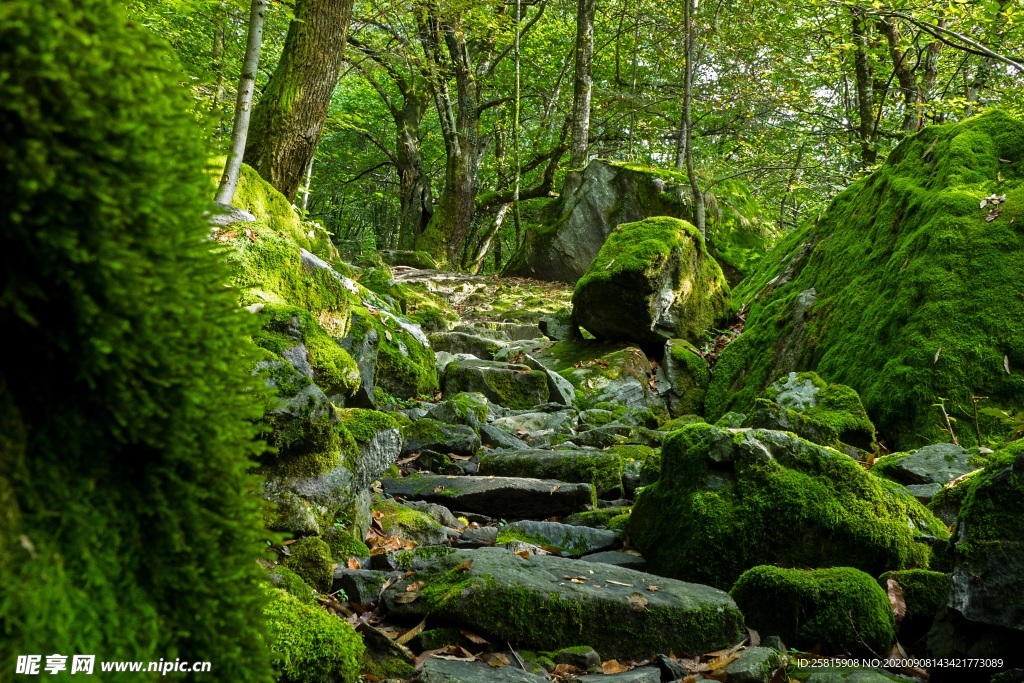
[
  {"x1": 578, "y1": 551, "x2": 648, "y2": 571},
  {"x1": 420, "y1": 658, "x2": 549, "y2": 683},
  {"x1": 382, "y1": 474, "x2": 594, "y2": 519},
  {"x1": 479, "y1": 449, "x2": 623, "y2": 497},
  {"x1": 878, "y1": 443, "x2": 975, "y2": 485},
  {"x1": 578, "y1": 667, "x2": 661, "y2": 683},
  {"x1": 383, "y1": 547, "x2": 743, "y2": 659},
  {"x1": 505, "y1": 520, "x2": 618, "y2": 557}
]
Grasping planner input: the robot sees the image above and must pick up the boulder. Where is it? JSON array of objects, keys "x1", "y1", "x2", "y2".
[
  {"x1": 426, "y1": 392, "x2": 490, "y2": 428},
  {"x1": 420, "y1": 657, "x2": 549, "y2": 683},
  {"x1": 706, "y1": 111, "x2": 1024, "y2": 451},
  {"x1": 878, "y1": 569, "x2": 948, "y2": 647},
  {"x1": 430, "y1": 331, "x2": 507, "y2": 360},
  {"x1": 402, "y1": 418, "x2": 480, "y2": 457},
  {"x1": 871, "y1": 443, "x2": 976, "y2": 504},
  {"x1": 578, "y1": 668, "x2": 661, "y2": 683},
  {"x1": 383, "y1": 547, "x2": 743, "y2": 659},
  {"x1": 731, "y1": 565, "x2": 896, "y2": 658},
  {"x1": 723, "y1": 647, "x2": 782, "y2": 683},
  {"x1": 579, "y1": 551, "x2": 647, "y2": 571},
  {"x1": 499, "y1": 520, "x2": 618, "y2": 557},
  {"x1": 533, "y1": 341, "x2": 664, "y2": 411},
  {"x1": 539, "y1": 309, "x2": 582, "y2": 341},
  {"x1": 572, "y1": 217, "x2": 730, "y2": 347},
  {"x1": 480, "y1": 448, "x2": 624, "y2": 498},
  {"x1": 629, "y1": 424, "x2": 948, "y2": 588},
  {"x1": 382, "y1": 474, "x2": 594, "y2": 519},
  {"x1": 373, "y1": 499, "x2": 447, "y2": 546},
  {"x1": 656, "y1": 339, "x2": 710, "y2": 417},
  {"x1": 443, "y1": 359, "x2": 550, "y2": 409}
]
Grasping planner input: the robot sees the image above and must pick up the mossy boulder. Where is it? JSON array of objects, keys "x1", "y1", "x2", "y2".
[
  {"x1": 443, "y1": 359, "x2": 550, "y2": 409},
  {"x1": 497, "y1": 520, "x2": 618, "y2": 557},
  {"x1": 270, "y1": 566, "x2": 316, "y2": 605},
  {"x1": 629, "y1": 424, "x2": 948, "y2": 589},
  {"x1": 657, "y1": 339, "x2": 710, "y2": 417},
  {"x1": 572, "y1": 217, "x2": 730, "y2": 348},
  {"x1": 533, "y1": 340, "x2": 664, "y2": 411},
  {"x1": 402, "y1": 418, "x2": 481, "y2": 457},
  {"x1": 878, "y1": 569, "x2": 949, "y2": 645},
  {"x1": 383, "y1": 547, "x2": 743, "y2": 659},
  {"x1": 744, "y1": 372, "x2": 876, "y2": 453},
  {"x1": 731, "y1": 565, "x2": 896, "y2": 657},
  {"x1": 373, "y1": 498, "x2": 446, "y2": 546},
  {"x1": 284, "y1": 536, "x2": 334, "y2": 592},
  {"x1": 479, "y1": 449, "x2": 625, "y2": 498},
  {"x1": 264, "y1": 588, "x2": 364, "y2": 683},
  {"x1": 426, "y1": 392, "x2": 490, "y2": 427},
  {"x1": 708, "y1": 111, "x2": 1024, "y2": 451},
  {"x1": 871, "y1": 443, "x2": 976, "y2": 504}
]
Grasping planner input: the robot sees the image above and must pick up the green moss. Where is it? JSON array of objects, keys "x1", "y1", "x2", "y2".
[
  {"x1": 348, "y1": 305, "x2": 438, "y2": 399},
  {"x1": 495, "y1": 527, "x2": 595, "y2": 556},
  {"x1": 480, "y1": 451, "x2": 624, "y2": 497},
  {"x1": 373, "y1": 499, "x2": 443, "y2": 538},
  {"x1": 730, "y1": 565, "x2": 896, "y2": 657},
  {"x1": 446, "y1": 360, "x2": 549, "y2": 410},
  {"x1": 361, "y1": 651, "x2": 416, "y2": 681},
  {"x1": 264, "y1": 588, "x2": 364, "y2": 683},
  {"x1": 270, "y1": 566, "x2": 316, "y2": 605},
  {"x1": 284, "y1": 537, "x2": 334, "y2": 593},
  {"x1": 564, "y1": 507, "x2": 633, "y2": 528},
  {"x1": 630, "y1": 424, "x2": 948, "y2": 589},
  {"x1": 951, "y1": 444, "x2": 1024, "y2": 563},
  {"x1": 877, "y1": 569, "x2": 948, "y2": 621},
  {"x1": 323, "y1": 526, "x2": 370, "y2": 563},
  {"x1": 606, "y1": 513, "x2": 631, "y2": 532},
  {"x1": 708, "y1": 111, "x2": 1024, "y2": 450},
  {"x1": 337, "y1": 408, "x2": 399, "y2": 444},
  {"x1": 667, "y1": 341, "x2": 711, "y2": 416},
  {"x1": 394, "y1": 545, "x2": 454, "y2": 569}
]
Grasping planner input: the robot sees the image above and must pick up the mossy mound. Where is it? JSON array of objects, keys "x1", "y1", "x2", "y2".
[
  {"x1": 629, "y1": 424, "x2": 948, "y2": 589},
  {"x1": 660, "y1": 339, "x2": 711, "y2": 417},
  {"x1": 345, "y1": 302, "x2": 438, "y2": 401},
  {"x1": 708, "y1": 111, "x2": 1024, "y2": 450},
  {"x1": 731, "y1": 565, "x2": 897, "y2": 657},
  {"x1": 572, "y1": 217, "x2": 730, "y2": 347},
  {"x1": 284, "y1": 536, "x2": 334, "y2": 593},
  {"x1": 372, "y1": 499, "x2": 443, "y2": 543},
  {"x1": 264, "y1": 588, "x2": 364, "y2": 683},
  {"x1": 270, "y1": 566, "x2": 316, "y2": 605},
  {"x1": 0, "y1": 2, "x2": 272, "y2": 675}
]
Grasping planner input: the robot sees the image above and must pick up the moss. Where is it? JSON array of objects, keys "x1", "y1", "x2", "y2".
[
  {"x1": 708, "y1": 111, "x2": 1024, "y2": 451},
  {"x1": 394, "y1": 546, "x2": 454, "y2": 569},
  {"x1": 270, "y1": 566, "x2": 316, "y2": 605},
  {"x1": 480, "y1": 451, "x2": 624, "y2": 497},
  {"x1": 877, "y1": 569, "x2": 948, "y2": 621},
  {"x1": 402, "y1": 417, "x2": 447, "y2": 446},
  {"x1": 449, "y1": 392, "x2": 490, "y2": 424},
  {"x1": 660, "y1": 415, "x2": 708, "y2": 432},
  {"x1": 336, "y1": 408, "x2": 399, "y2": 444},
  {"x1": 323, "y1": 526, "x2": 371, "y2": 563},
  {"x1": 665, "y1": 341, "x2": 711, "y2": 416},
  {"x1": 951, "y1": 444, "x2": 1024, "y2": 564},
  {"x1": 564, "y1": 507, "x2": 633, "y2": 528},
  {"x1": 606, "y1": 513, "x2": 631, "y2": 532},
  {"x1": 348, "y1": 305, "x2": 438, "y2": 399},
  {"x1": 284, "y1": 537, "x2": 334, "y2": 592},
  {"x1": 495, "y1": 527, "x2": 594, "y2": 556},
  {"x1": 629, "y1": 424, "x2": 949, "y2": 589},
  {"x1": 730, "y1": 565, "x2": 896, "y2": 658},
  {"x1": 373, "y1": 499, "x2": 442, "y2": 538},
  {"x1": 264, "y1": 588, "x2": 364, "y2": 683},
  {"x1": 445, "y1": 359, "x2": 550, "y2": 409},
  {"x1": 361, "y1": 651, "x2": 416, "y2": 681}
]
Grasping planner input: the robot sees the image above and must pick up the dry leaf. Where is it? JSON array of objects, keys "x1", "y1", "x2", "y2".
[
  {"x1": 514, "y1": 550, "x2": 531, "y2": 559},
  {"x1": 554, "y1": 663, "x2": 585, "y2": 677},
  {"x1": 347, "y1": 557, "x2": 361, "y2": 570},
  {"x1": 396, "y1": 618, "x2": 427, "y2": 646},
  {"x1": 549, "y1": 484, "x2": 561, "y2": 494},
  {"x1": 406, "y1": 581, "x2": 425, "y2": 591},
  {"x1": 454, "y1": 559, "x2": 474, "y2": 571},
  {"x1": 364, "y1": 675, "x2": 381, "y2": 682},
  {"x1": 887, "y1": 579, "x2": 907, "y2": 622},
  {"x1": 384, "y1": 329, "x2": 393, "y2": 342},
  {"x1": 393, "y1": 591, "x2": 419, "y2": 604},
  {"x1": 647, "y1": 585, "x2": 660, "y2": 592},
  {"x1": 449, "y1": 454, "x2": 471, "y2": 461},
  {"x1": 627, "y1": 592, "x2": 648, "y2": 612},
  {"x1": 601, "y1": 659, "x2": 630, "y2": 674},
  {"x1": 934, "y1": 346, "x2": 941, "y2": 364},
  {"x1": 460, "y1": 629, "x2": 490, "y2": 645}
]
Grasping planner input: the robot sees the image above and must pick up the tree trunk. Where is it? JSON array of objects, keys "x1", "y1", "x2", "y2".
[
  {"x1": 569, "y1": 0, "x2": 596, "y2": 169},
  {"x1": 215, "y1": 0, "x2": 266, "y2": 206},
  {"x1": 851, "y1": 8, "x2": 877, "y2": 166},
  {"x1": 396, "y1": 95, "x2": 434, "y2": 250},
  {"x1": 243, "y1": 0, "x2": 354, "y2": 201},
  {"x1": 682, "y1": 0, "x2": 705, "y2": 238}
]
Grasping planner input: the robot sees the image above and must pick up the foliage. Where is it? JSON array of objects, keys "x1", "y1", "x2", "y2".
[
  {"x1": 0, "y1": 1, "x2": 272, "y2": 677},
  {"x1": 264, "y1": 588, "x2": 364, "y2": 683}
]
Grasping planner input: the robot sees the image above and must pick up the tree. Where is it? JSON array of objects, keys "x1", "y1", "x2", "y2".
[
  {"x1": 244, "y1": 0, "x2": 355, "y2": 201},
  {"x1": 216, "y1": 0, "x2": 267, "y2": 205},
  {"x1": 569, "y1": 0, "x2": 596, "y2": 168}
]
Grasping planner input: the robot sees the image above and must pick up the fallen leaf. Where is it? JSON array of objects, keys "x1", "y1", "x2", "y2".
[
  {"x1": 460, "y1": 629, "x2": 490, "y2": 645},
  {"x1": 406, "y1": 581, "x2": 425, "y2": 591},
  {"x1": 627, "y1": 592, "x2": 648, "y2": 612},
  {"x1": 454, "y1": 559, "x2": 474, "y2": 571},
  {"x1": 886, "y1": 578, "x2": 906, "y2": 622},
  {"x1": 396, "y1": 618, "x2": 427, "y2": 646},
  {"x1": 606, "y1": 580, "x2": 632, "y2": 587},
  {"x1": 554, "y1": 663, "x2": 585, "y2": 677},
  {"x1": 934, "y1": 346, "x2": 942, "y2": 364},
  {"x1": 384, "y1": 329, "x2": 393, "y2": 342},
  {"x1": 449, "y1": 454, "x2": 472, "y2": 461},
  {"x1": 347, "y1": 557, "x2": 361, "y2": 570},
  {"x1": 549, "y1": 484, "x2": 561, "y2": 494},
  {"x1": 601, "y1": 659, "x2": 630, "y2": 674},
  {"x1": 392, "y1": 591, "x2": 419, "y2": 604},
  {"x1": 514, "y1": 550, "x2": 531, "y2": 559},
  {"x1": 363, "y1": 675, "x2": 381, "y2": 682},
  {"x1": 646, "y1": 585, "x2": 660, "y2": 592}
]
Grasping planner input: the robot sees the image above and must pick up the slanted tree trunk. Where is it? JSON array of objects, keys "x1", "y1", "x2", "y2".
[
  {"x1": 215, "y1": 0, "x2": 266, "y2": 206},
  {"x1": 569, "y1": 0, "x2": 596, "y2": 169},
  {"x1": 396, "y1": 94, "x2": 434, "y2": 250},
  {"x1": 243, "y1": 0, "x2": 354, "y2": 201},
  {"x1": 681, "y1": 0, "x2": 705, "y2": 237}
]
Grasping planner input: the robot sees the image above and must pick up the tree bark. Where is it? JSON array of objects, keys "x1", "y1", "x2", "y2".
[
  {"x1": 682, "y1": 0, "x2": 705, "y2": 238},
  {"x1": 243, "y1": 0, "x2": 354, "y2": 201},
  {"x1": 215, "y1": 0, "x2": 266, "y2": 206},
  {"x1": 569, "y1": 0, "x2": 596, "y2": 169},
  {"x1": 396, "y1": 93, "x2": 434, "y2": 250},
  {"x1": 851, "y1": 7, "x2": 877, "y2": 166}
]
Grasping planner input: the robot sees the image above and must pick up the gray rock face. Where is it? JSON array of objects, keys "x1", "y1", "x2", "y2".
[
  {"x1": 723, "y1": 647, "x2": 782, "y2": 683},
  {"x1": 332, "y1": 569, "x2": 403, "y2": 603},
  {"x1": 878, "y1": 443, "x2": 975, "y2": 486},
  {"x1": 350, "y1": 424, "x2": 403, "y2": 490},
  {"x1": 402, "y1": 418, "x2": 481, "y2": 457},
  {"x1": 443, "y1": 359, "x2": 550, "y2": 410},
  {"x1": 521, "y1": 354, "x2": 577, "y2": 406},
  {"x1": 505, "y1": 520, "x2": 618, "y2": 557},
  {"x1": 503, "y1": 161, "x2": 688, "y2": 283},
  {"x1": 793, "y1": 669, "x2": 907, "y2": 683},
  {"x1": 479, "y1": 423, "x2": 529, "y2": 450},
  {"x1": 381, "y1": 474, "x2": 593, "y2": 519},
  {"x1": 578, "y1": 668, "x2": 661, "y2": 683},
  {"x1": 420, "y1": 658, "x2": 549, "y2": 683},
  {"x1": 479, "y1": 449, "x2": 623, "y2": 498},
  {"x1": 492, "y1": 410, "x2": 577, "y2": 437},
  {"x1": 579, "y1": 551, "x2": 648, "y2": 571},
  {"x1": 383, "y1": 547, "x2": 743, "y2": 659},
  {"x1": 539, "y1": 310, "x2": 581, "y2": 341},
  {"x1": 431, "y1": 331, "x2": 507, "y2": 360}
]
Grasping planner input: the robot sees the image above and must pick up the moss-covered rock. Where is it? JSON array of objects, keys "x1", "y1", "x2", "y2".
[
  {"x1": 572, "y1": 217, "x2": 730, "y2": 348},
  {"x1": 878, "y1": 569, "x2": 948, "y2": 645},
  {"x1": 479, "y1": 449, "x2": 625, "y2": 497},
  {"x1": 342, "y1": 303, "x2": 438, "y2": 403},
  {"x1": 264, "y1": 588, "x2": 364, "y2": 683},
  {"x1": 323, "y1": 525, "x2": 371, "y2": 563},
  {"x1": 373, "y1": 498, "x2": 445, "y2": 546},
  {"x1": 284, "y1": 536, "x2": 334, "y2": 592},
  {"x1": 497, "y1": 520, "x2": 618, "y2": 557},
  {"x1": 731, "y1": 565, "x2": 897, "y2": 657},
  {"x1": 534, "y1": 340, "x2": 664, "y2": 411},
  {"x1": 383, "y1": 547, "x2": 743, "y2": 659},
  {"x1": 443, "y1": 359, "x2": 550, "y2": 409},
  {"x1": 658, "y1": 339, "x2": 710, "y2": 417},
  {"x1": 402, "y1": 418, "x2": 481, "y2": 456},
  {"x1": 707, "y1": 111, "x2": 1024, "y2": 451},
  {"x1": 629, "y1": 424, "x2": 948, "y2": 588},
  {"x1": 270, "y1": 566, "x2": 316, "y2": 605}
]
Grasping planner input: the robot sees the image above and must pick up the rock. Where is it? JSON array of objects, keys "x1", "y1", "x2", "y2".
[
  {"x1": 383, "y1": 547, "x2": 743, "y2": 659},
  {"x1": 444, "y1": 359, "x2": 550, "y2": 410},
  {"x1": 722, "y1": 647, "x2": 781, "y2": 683},
  {"x1": 402, "y1": 418, "x2": 481, "y2": 457},
  {"x1": 341, "y1": 304, "x2": 438, "y2": 402},
  {"x1": 381, "y1": 474, "x2": 594, "y2": 519},
  {"x1": 210, "y1": 201, "x2": 257, "y2": 226},
  {"x1": 459, "y1": 526, "x2": 499, "y2": 547},
  {"x1": 331, "y1": 568, "x2": 403, "y2": 603},
  {"x1": 378, "y1": 249, "x2": 438, "y2": 270},
  {"x1": 872, "y1": 443, "x2": 975, "y2": 488},
  {"x1": 536, "y1": 342, "x2": 664, "y2": 411},
  {"x1": 493, "y1": 410, "x2": 577, "y2": 437},
  {"x1": 479, "y1": 449, "x2": 624, "y2": 498},
  {"x1": 540, "y1": 309, "x2": 582, "y2": 341},
  {"x1": 657, "y1": 339, "x2": 710, "y2": 417},
  {"x1": 552, "y1": 647, "x2": 601, "y2": 672},
  {"x1": 427, "y1": 392, "x2": 490, "y2": 428},
  {"x1": 705, "y1": 112, "x2": 1024, "y2": 451},
  {"x1": 357, "y1": 622, "x2": 417, "y2": 682},
  {"x1": 420, "y1": 658, "x2": 550, "y2": 683},
  {"x1": 457, "y1": 322, "x2": 543, "y2": 342},
  {"x1": 629, "y1": 424, "x2": 948, "y2": 588},
  {"x1": 431, "y1": 331, "x2": 508, "y2": 360},
  {"x1": 878, "y1": 569, "x2": 948, "y2": 647},
  {"x1": 503, "y1": 160, "x2": 693, "y2": 283},
  {"x1": 577, "y1": 668, "x2": 661, "y2": 683},
  {"x1": 500, "y1": 520, "x2": 618, "y2": 557},
  {"x1": 338, "y1": 409, "x2": 403, "y2": 488},
  {"x1": 654, "y1": 654, "x2": 688, "y2": 682},
  {"x1": 479, "y1": 423, "x2": 529, "y2": 450},
  {"x1": 373, "y1": 499, "x2": 447, "y2": 546},
  {"x1": 578, "y1": 551, "x2": 648, "y2": 572},
  {"x1": 572, "y1": 217, "x2": 729, "y2": 348},
  {"x1": 570, "y1": 424, "x2": 630, "y2": 449},
  {"x1": 520, "y1": 354, "x2": 577, "y2": 406},
  {"x1": 731, "y1": 565, "x2": 896, "y2": 658},
  {"x1": 792, "y1": 668, "x2": 908, "y2": 683},
  {"x1": 402, "y1": 500, "x2": 464, "y2": 529}
]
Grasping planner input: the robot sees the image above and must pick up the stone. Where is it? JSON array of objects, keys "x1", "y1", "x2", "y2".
[
  {"x1": 402, "y1": 418, "x2": 481, "y2": 457},
  {"x1": 578, "y1": 551, "x2": 648, "y2": 572},
  {"x1": 402, "y1": 500, "x2": 464, "y2": 529},
  {"x1": 479, "y1": 449, "x2": 624, "y2": 498},
  {"x1": 357, "y1": 622, "x2": 417, "y2": 681},
  {"x1": 872, "y1": 443, "x2": 976, "y2": 487},
  {"x1": 577, "y1": 668, "x2": 661, "y2": 683},
  {"x1": 629, "y1": 424, "x2": 948, "y2": 589},
  {"x1": 521, "y1": 354, "x2": 577, "y2": 406},
  {"x1": 444, "y1": 359, "x2": 550, "y2": 409},
  {"x1": 792, "y1": 669, "x2": 908, "y2": 683},
  {"x1": 383, "y1": 547, "x2": 743, "y2": 659},
  {"x1": 493, "y1": 410, "x2": 577, "y2": 436},
  {"x1": 210, "y1": 201, "x2": 257, "y2": 226},
  {"x1": 479, "y1": 423, "x2": 529, "y2": 450},
  {"x1": 572, "y1": 217, "x2": 729, "y2": 348},
  {"x1": 539, "y1": 343, "x2": 664, "y2": 412},
  {"x1": 420, "y1": 658, "x2": 550, "y2": 683},
  {"x1": 331, "y1": 569, "x2": 403, "y2": 603},
  {"x1": 502, "y1": 520, "x2": 618, "y2": 557},
  {"x1": 657, "y1": 339, "x2": 710, "y2": 418},
  {"x1": 381, "y1": 474, "x2": 594, "y2": 519},
  {"x1": 552, "y1": 647, "x2": 600, "y2": 672},
  {"x1": 426, "y1": 392, "x2": 490, "y2": 428},
  {"x1": 539, "y1": 309, "x2": 582, "y2": 341},
  {"x1": 431, "y1": 331, "x2": 508, "y2": 360},
  {"x1": 722, "y1": 647, "x2": 781, "y2": 683}
]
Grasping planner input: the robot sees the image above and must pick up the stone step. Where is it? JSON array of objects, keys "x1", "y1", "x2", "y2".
[{"x1": 382, "y1": 474, "x2": 594, "y2": 519}]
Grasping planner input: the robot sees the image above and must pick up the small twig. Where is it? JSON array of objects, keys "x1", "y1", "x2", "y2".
[
  {"x1": 506, "y1": 641, "x2": 527, "y2": 670},
  {"x1": 936, "y1": 397, "x2": 959, "y2": 446}
]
